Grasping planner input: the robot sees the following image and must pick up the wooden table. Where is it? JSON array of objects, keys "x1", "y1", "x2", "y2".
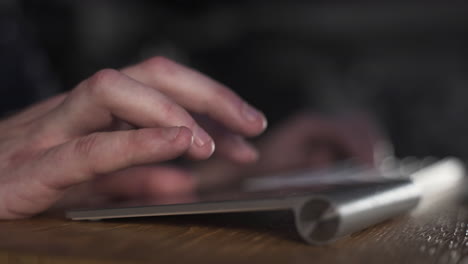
[{"x1": 1, "y1": 192, "x2": 468, "y2": 264}]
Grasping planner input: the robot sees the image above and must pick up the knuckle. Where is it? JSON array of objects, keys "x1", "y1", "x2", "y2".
[
  {"x1": 128, "y1": 129, "x2": 148, "y2": 149},
  {"x1": 159, "y1": 99, "x2": 177, "y2": 119},
  {"x1": 157, "y1": 99, "x2": 192, "y2": 127},
  {"x1": 86, "y1": 69, "x2": 121, "y2": 97},
  {"x1": 73, "y1": 133, "x2": 100, "y2": 159},
  {"x1": 210, "y1": 85, "x2": 230, "y2": 102}
]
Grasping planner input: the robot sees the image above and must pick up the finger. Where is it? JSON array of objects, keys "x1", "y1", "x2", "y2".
[
  {"x1": 41, "y1": 69, "x2": 214, "y2": 159},
  {"x1": 195, "y1": 115, "x2": 258, "y2": 163},
  {"x1": 34, "y1": 126, "x2": 194, "y2": 190},
  {"x1": 93, "y1": 166, "x2": 197, "y2": 198},
  {"x1": 122, "y1": 56, "x2": 267, "y2": 137},
  {"x1": 212, "y1": 133, "x2": 258, "y2": 164}
]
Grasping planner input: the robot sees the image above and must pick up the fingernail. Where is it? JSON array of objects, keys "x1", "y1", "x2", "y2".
[
  {"x1": 208, "y1": 140, "x2": 216, "y2": 155},
  {"x1": 193, "y1": 126, "x2": 212, "y2": 147},
  {"x1": 242, "y1": 103, "x2": 264, "y2": 123},
  {"x1": 261, "y1": 117, "x2": 268, "y2": 130},
  {"x1": 162, "y1": 127, "x2": 181, "y2": 141}
]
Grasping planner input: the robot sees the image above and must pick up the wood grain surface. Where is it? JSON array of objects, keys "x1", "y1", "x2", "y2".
[{"x1": 1, "y1": 192, "x2": 468, "y2": 264}]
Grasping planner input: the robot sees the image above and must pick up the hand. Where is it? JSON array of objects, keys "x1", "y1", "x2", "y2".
[
  {"x1": 196, "y1": 111, "x2": 386, "y2": 189},
  {"x1": 0, "y1": 56, "x2": 267, "y2": 219},
  {"x1": 249, "y1": 111, "x2": 385, "y2": 173}
]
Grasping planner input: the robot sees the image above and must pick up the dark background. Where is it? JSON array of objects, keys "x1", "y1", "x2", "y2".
[{"x1": 1, "y1": 0, "x2": 468, "y2": 159}]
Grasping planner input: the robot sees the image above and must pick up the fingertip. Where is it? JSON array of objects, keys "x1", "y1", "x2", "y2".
[
  {"x1": 169, "y1": 126, "x2": 194, "y2": 150},
  {"x1": 208, "y1": 140, "x2": 216, "y2": 156},
  {"x1": 244, "y1": 147, "x2": 260, "y2": 163},
  {"x1": 185, "y1": 139, "x2": 215, "y2": 160},
  {"x1": 146, "y1": 126, "x2": 193, "y2": 159},
  {"x1": 253, "y1": 111, "x2": 268, "y2": 134},
  {"x1": 215, "y1": 135, "x2": 259, "y2": 164},
  {"x1": 177, "y1": 126, "x2": 194, "y2": 143},
  {"x1": 227, "y1": 143, "x2": 259, "y2": 164},
  {"x1": 260, "y1": 114, "x2": 268, "y2": 131},
  {"x1": 244, "y1": 111, "x2": 269, "y2": 137}
]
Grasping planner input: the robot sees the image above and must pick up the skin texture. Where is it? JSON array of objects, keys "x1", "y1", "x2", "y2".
[{"x1": 0, "y1": 56, "x2": 267, "y2": 219}]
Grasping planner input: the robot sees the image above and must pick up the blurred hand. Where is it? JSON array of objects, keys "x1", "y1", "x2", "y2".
[
  {"x1": 251, "y1": 112, "x2": 382, "y2": 174},
  {"x1": 0, "y1": 56, "x2": 266, "y2": 219},
  {"x1": 197, "y1": 111, "x2": 386, "y2": 189}
]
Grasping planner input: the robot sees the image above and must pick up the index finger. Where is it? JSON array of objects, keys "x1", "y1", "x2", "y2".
[{"x1": 122, "y1": 56, "x2": 267, "y2": 137}]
